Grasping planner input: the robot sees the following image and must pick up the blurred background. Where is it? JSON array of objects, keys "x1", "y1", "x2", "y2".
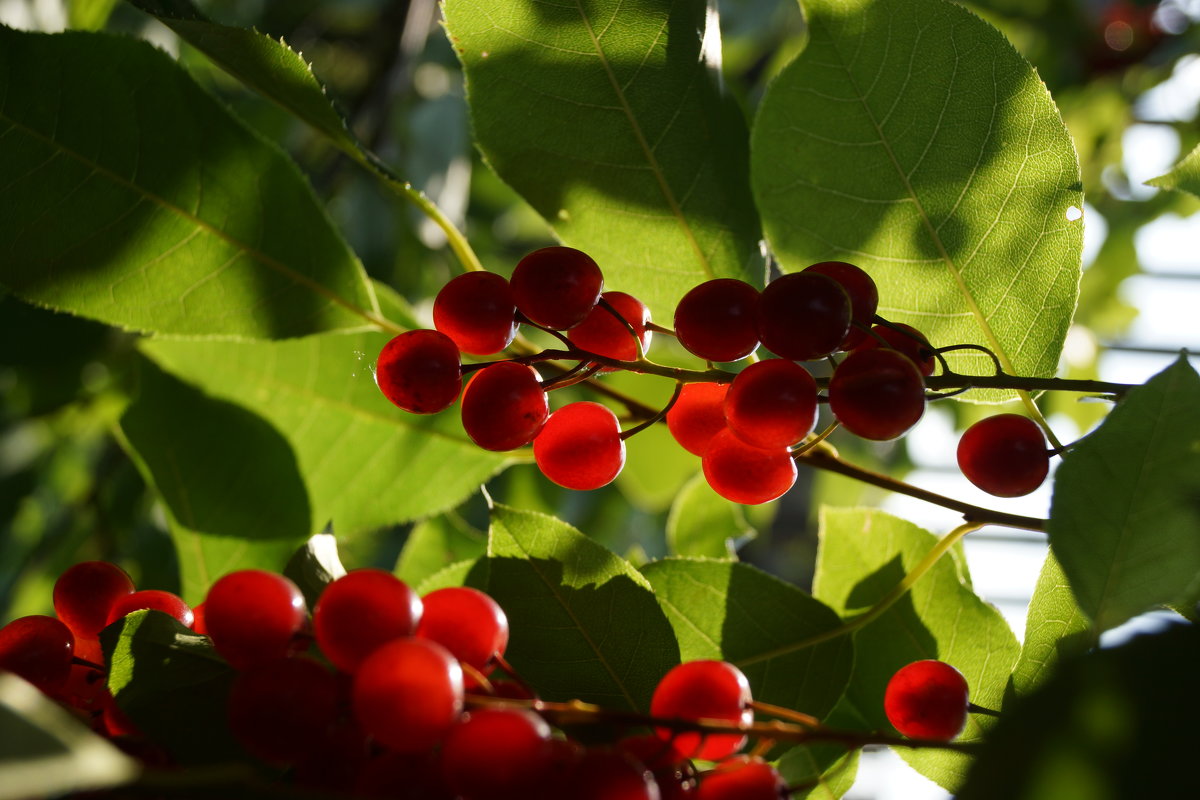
[{"x1": 1, "y1": 1, "x2": 1197, "y2": 796}]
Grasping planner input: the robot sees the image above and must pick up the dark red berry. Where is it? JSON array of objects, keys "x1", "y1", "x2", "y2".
[
  {"x1": 227, "y1": 656, "x2": 339, "y2": 765},
  {"x1": 106, "y1": 590, "x2": 194, "y2": 628},
  {"x1": 203, "y1": 570, "x2": 307, "y2": 670},
  {"x1": 440, "y1": 708, "x2": 554, "y2": 800},
  {"x1": 856, "y1": 323, "x2": 936, "y2": 376},
  {"x1": 0, "y1": 615, "x2": 75, "y2": 693},
  {"x1": 884, "y1": 659, "x2": 970, "y2": 741},
  {"x1": 356, "y1": 749, "x2": 456, "y2": 800},
  {"x1": 674, "y1": 279, "x2": 761, "y2": 362},
  {"x1": 434, "y1": 271, "x2": 518, "y2": 355},
  {"x1": 352, "y1": 637, "x2": 464, "y2": 753},
  {"x1": 567, "y1": 291, "x2": 652, "y2": 364},
  {"x1": 802, "y1": 261, "x2": 879, "y2": 349},
  {"x1": 568, "y1": 748, "x2": 660, "y2": 800},
  {"x1": 828, "y1": 348, "x2": 926, "y2": 440},
  {"x1": 957, "y1": 414, "x2": 1050, "y2": 497},
  {"x1": 314, "y1": 569, "x2": 423, "y2": 673},
  {"x1": 510, "y1": 246, "x2": 604, "y2": 330},
  {"x1": 417, "y1": 587, "x2": 509, "y2": 687},
  {"x1": 460, "y1": 362, "x2": 549, "y2": 451},
  {"x1": 757, "y1": 272, "x2": 851, "y2": 360},
  {"x1": 666, "y1": 382, "x2": 730, "y2": 456},
  {"x1": 53, "y1": 561, "x2": 135, "y2": 641},
  {"x1": 650, "y1": 660, "x2": 753, "y2": 761},
  {"x1": 724, "y1": 359, "x2": 818, "y2": 449},
  {"x1": 702, "y1": 429, "x2": 797, "y2": 506},
  {"x1": 618, "y1": 735, "x2": 698, "y2": 800},
  {"x1": 533, "y1": 402, "x2": 626, "y2": 490},
  {"x1": 375, "y1": 329, "x2": 462, "y2": 414},
  {"x1": 695, "y1": 755, "x2": 786, "y2": 800}
]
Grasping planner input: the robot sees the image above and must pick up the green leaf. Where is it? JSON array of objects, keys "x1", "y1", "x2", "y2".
[
  {"x1": 751, "y1": 0, "x2": 1082, "y2": 394},
  {"x1": 395, "y1": 510, "x2": 486, "y2": 589},
  {"x1": 777, "y1": 737, "x2": 859, "y2": 800},
  {"x1": 139, "y1": 317, "x2": 510, "y2": 539},
  {"x1": 0, "y1": 27, "x2": 378, "y2": 338},
  {"x1": 126, "y1": 0, "x2": 360, "y2": 158},
  {"x1": 416, "y1": 558, "x2": 487, "y2": 595},
  {"x1": 1010, "y1": 548, "x2": 1092, "y2": 696},
  {"x1": 68, "y1": 0, "x2": 119, "y2": 30},
  {"x1": 1048, "y1": 356, "x2": 1200, "y2": 633},
  {"x1": 443, "y1": 0, "x2": 763, "y2": 319},
  {"x1": 100, "y1": 610, "x2": 241, "y2": 765},
  {"x1": 641, "y1": 558, "x2": 851, "y2": 719},
  {"x1": 0, "y1": 674, "x2": 138, "y2": 800},
  {"x1": 813, "y1": 508, "x2": 1020, "y2": 792},
  {"x1": 958, "y1": 622, "x2": 1200, "y2": 800},
  {"x1": 1146, "y1": 142, "x2": 1200, "y2": 199},
  {"x1": 666, "y1": 473, "x2": 756, "y2": 559},
  {"x1": 283, "y1": 531, "x2": 348, "y2": 610},
  {"x1": 486, "y1": 505, "x2": 680, "y2": 711},
  {"x1": 117, "y1": 356, "x2": 313, "y2": 604}
]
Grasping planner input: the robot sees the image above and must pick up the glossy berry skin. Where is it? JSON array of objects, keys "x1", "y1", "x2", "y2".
[
  {"x1": 533, "y1": 402, "x2": 626, "y2": 490},
  {"x1": 884, "y1": 659, "x2": 970, "y2": 741},
  {"x1": 957, "y1": 414, "x2": 1049, "y2": 497},
  {"x1": 433, "y1": 271, "x2": 518, "y2": 355},
  {"x1": 666, "y1": 382, "x2": 729, "y2": 456},
  {"x1": 417, "y1": 587, "x2": 509, "y2": 685},
  {"x1": 650, "y1": 660, "x2": 753, "y2": 761},
  {"x1": 828, "y1": 348, "x2": 926, "y2": 440},
  {"x1": 440, "y1": 708, "x2": 554, "y2": 800},
  {"x1": 0, "y1": 615, "x2": 75, "y2": 693},
  {"x1": 568, "y1": 291, "x2": 653, "y2": 364},
  {"x1": 702, "y1": 429, "x2": 797, "y2": 506},
  {"x1": 757, "y1": 272, "x2": 851, "y2": 360},
  {"x1": 725, "y1": 359, "x2": 818, "y2": 449},
  {"x1": 695, "y1": 756, "x2": 786, "y2": 800},
  {"x1": 375, "y1": 329, "x2": 462, "y2": 414},
  {"x1": 352, "y1": 637, "x2": 464, "y2": 753},
  {"x1": 568, "y1": 748, "x2": 661, "y2": 800},
  {"x1": 618, "y1": 735, "x2": 698, "y2": 800},
  {"x1": 53, "y1": 561, "x2": 135, "y2": 640},
  {"x1": 314, "y1": 569, "x2": 423, "y2": 674},
  {"x1": 802, "y1": 261, "x2": 879, "y2": 349},
  {"x1": 674, "y1": 279, "x2": 761, "y2": 363},
  {"x1": 203, "y1": 570, "x2": 307, "y2": 670},
  {"x1": 511, "y1": 246, "x2": 604, "y2": 330},
  {"x1": 460, "y1": 362, "x2": 549, "y2": 451},
  {"x1": 857, "y1": 323, "x2": 936, "y2": 376},
  {"x1": 106, "y1": 590, "x2": 194, "y2": 629},
  {"x1": 227, "y1": 657, "x2": 339, "y2": 765}
]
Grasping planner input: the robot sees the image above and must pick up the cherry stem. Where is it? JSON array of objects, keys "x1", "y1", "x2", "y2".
[
  {"x1": 491, "y1": 652, "x2": 539, "y2": 700},
  {"x1": 750, "y1": 699, "x2": 821, "y2": 729},
  {"x1": 596, "y1": 297, "x2": 646, "y2": 360},
  {"x1": 459, "y1": 662, "x2": 496, "y2": 694},
  {"x1": 71, "y1": 656, "x2": 106, "y2": 671},
  {"x1": 968, "y1": 702, "x2": 1002, "y2": 718},
  {"x1": 619, "y1": 381, "x2": 683, "y2": 441},
  {"x1": 791, "y1": 421, "x2": 840, "y2": 458}
]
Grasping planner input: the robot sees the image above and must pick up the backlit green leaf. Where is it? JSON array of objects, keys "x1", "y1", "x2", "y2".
[
  {"x1": 443, "y1": 0, "x2": 763, "y2": 319},
  {"x1": 1048, "y1": 356, "x2": 1200, "y2": 633},
  {"x1": 0, "y1": 27, "x2": 377, "y2": 338},
  {"x1": 666, "y1": 474, "x2": 756, "y2": 559},
  {"x1": 395, "y1": 510, "x2": 486, "y2": 589},
  {"x1": 1010, "y1": 548, "x2": 1091, "y2": 696},
  {"x1": 1146, "y1": 142, "x2": 1200, "y2": 199},
  {"x1": 752, "y1": 0, "x2": 1082, "y2": 395}
]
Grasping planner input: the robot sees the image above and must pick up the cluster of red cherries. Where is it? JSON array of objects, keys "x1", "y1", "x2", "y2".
[
  {"x1": 376, "y1": 246, "x2": 1053, "y2": 504},
  {"x1": 0, "y1": 561, "x2": 977, "y2": 798}
]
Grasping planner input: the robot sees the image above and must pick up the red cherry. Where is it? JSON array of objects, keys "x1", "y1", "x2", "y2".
[
  {"x1": 856, "y1": 323, "x2": 936, "y2": 376},
  {"x1": 227, "y1": 656, "x2": 339, "y2": 765},
  {"x1": 802, "y1": 261, "x2": 879, "y2": 349},
  {"x1": 510, "y1": 246, "x2": 605, "y2": 330},
  {"x1": 757, "y1": 272, "x2": 851, "y2": 360},
  {"x1": 434, "y1": 271, "x2": 519, "y2": 355},
  {"x1": 203, "y1": 570, "x2": 307, "y2": 670},
  {"x1": 666, "y1": 382, "x2": 730, "y2": 456},
  {"x1": 702, "y1": 429, "x2": 797, "y2": 506},
  {"x1": 314, "y1": 569, "x2": 423, "y2": 674},
  {"x1": 674, "y1": 279, "x2": 761, "y2": 362},
  {"x1": 53, "y1": 561, "x2": 135, "y2": 640},
  {"x1": 440, "y1": 708, "x2": 554, "y2": 799},
  {"x1": 568, "y1": 748, "x2": 661, "y2": 800},
  {"x1": 650, "y1": 660, "x2": 753, "y2": 761},
  {"x1": 375, "y1": 329, "x2": 462, "y2": 414},
  {"x1": 0, "y1": 615, "x2": 75, "y2": 693},
  {"x1": 957, "y1": 414, "x2": 1050, "y2": 497},
  {"x1": 533, "y1": 402, "x2": 626, "y2": 490},
  {"x1": 884, "y1": 659, "x2": 970, "y2": 741},
  {"x1": 352, "y1": 637, "x2": 464, "y2": 753},
  {"x1": 828, "y1": 348, "x2": 926, "y2": 440},
  {"x1": 696, "y1": 756, "x2": 786, "y2": 800},
  {"x1": 106, "y1": 590, "x2": 194, "y2": 628},
  {"x1": 724, "y1": 359, "x2": 818, "y2": 449},
  {"x1": 460, "y1": 362, "x2": 549, "y2": 451},
  {"x1": 417, "y1": 587, "x2": 509, "y2": 686},
  {"x1": 568, "y1": 291, "x2": 653, "y2": 364}
]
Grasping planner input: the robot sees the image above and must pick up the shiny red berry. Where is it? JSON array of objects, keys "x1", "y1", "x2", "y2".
[
  {"x1": 696, "y1": 755, "x2": 786, "y2": 800},
  {"x1": 53, "y1": 561, "x2": 135, "y2": 641},
  {"x1": 757, "y1": 272, "x2": 851, "y2": 360},
  {"x1": 227, "y1": 656, "x2": 339, "y2": 765},
  {"x1": 352, "y1": 637, "x2": 464, "y2": 753},
  {"x1": 856, "y1": 323, "x2": 936, "y2": 376},
  {"x1": 650, "y1": 660, "x2": 753, "y2": 761},
  {"x1": 702, "y1": 429, "x2": 797, "y2": 506},
  {"x1": 375, "y1": 329, "x2": 462, "y2": 414},
  {"x1": 828, "y1": 348, "x2": 926, "y2": 440},
  {"x1": 440, "y1": 708, "x2": 554, "y2": 799},
  {"x1": 106, "y1": 590, "x2": 194, "y2": 628},
  {"x1": 460, "y1": 362, "x2": 549, "y2": 451},
  {"x1": 314, "y1": 569, "x2": 423, "y2": 673},
  {"x1": 666, "y1": 382, "x2": 729, "y2": 456},
  {"x1": 567, "y1": 291, "x2": 652, "y2": 364},
  {"x1": 203, "y1": 570, "x2": 307, "y2": 670},
  {"x1": 533, "y1": 402, "x2": 626, "y2": 490},
  {"x1": 511, "y1": 246, "x2": 604, "y2": 330},
  {"x1": 884, "y1": 659, "x2": 970, "y2": 741},
  {"x1": 434, "y1": 271, "x2": 519, "y2": 355},
  {"x1": 674, "y1": 279, "x2": 761, "y2": 362},
  {"x1": 0, "y1": 615, "x2": 75, "y2": 693},
  {"x1": 417, "y1": 587, "x2": 509, "y2": 686},
  {"x1": 957, "y1": 414, "x2": 1050, "y2": 497},
  {"x1": 724, "y1": 359, "x2": 818, "y2": 449},
  {"x1": 802, "y1": 261, "x2": 879, "y2": 349}
]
